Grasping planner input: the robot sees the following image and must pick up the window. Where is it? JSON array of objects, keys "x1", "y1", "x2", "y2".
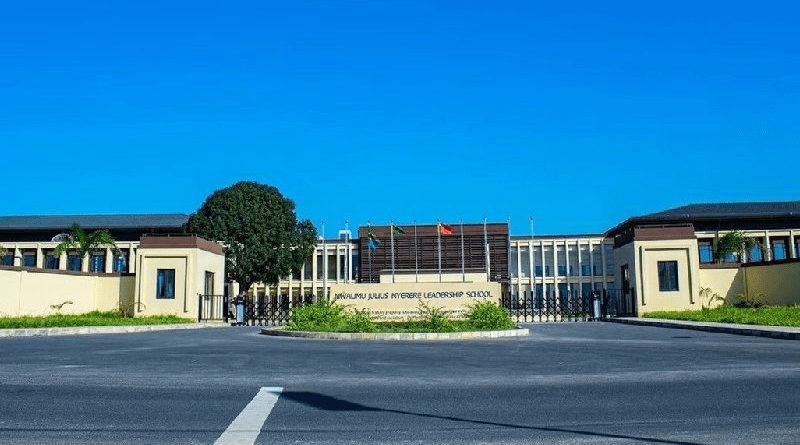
[
  {"x1": 156, "y1": 269, "x2": 175, "y2": 299},
  {"x1": 698, "y1": 242, "x2": 714, "y2": 264},
  {"x1": 22, "y1": 250, "x2": 36, "y2": 267},
  {"x1": 327, "y1": 254, "x2": 336, "y2": 280},
  {"x1": 113, "y1": 250, "x2": 128, "y2": 273},
  {"x1": 1, "y1": 250, "x2": 12, "y2": 266},
  {"x1": 316, "y1": 255, "x2": 323, "y2": 280},
  {"x1": 544, "y1": 265, "x2": 553, "y2": 277},
  {"x1": 535, "y1": 265, "x2": 543, "y2": 277},
  {"x1": 204, "y1": 271, "x2": 214, "y2": 295},
  {"x1": 771, "y1": 240, "x2": 787, "y2": 261},
  {"x1": 90, "y1": 252, "x2": 105, "y2": 272},
  {"x1": 748, "y1": 244, "x2": 763, "y2": 263},
  {"x1": 796, "y1": 239, "x2": 800, "y2": 259},
  {"x1": 509, "y1": 247, "x2": 518, "y2": 278},
  {"x1": 581, "y1": 265, "x2": 591, "y2": 276},
  {"x1": 557, "y1": 265, "x2": 566, "y2": 276},
  {"x1": 657, "y1": 261, "x2": 679, "y2": 292},
  {"x1": 67, "y1": 253, "x2": 81, "y2": 271},
  {"x1": 44, "y1": 251, "x2": 59, "y2": 269},
  {"x1": 303, "y1": 257, "x2": 313, "y2": 280},
  {"x1": 339, "y1": 255, "x2": 347, "y2": 280},
  {"x1": 351, "y1": 252, "x2": 360, "y2": 280}
]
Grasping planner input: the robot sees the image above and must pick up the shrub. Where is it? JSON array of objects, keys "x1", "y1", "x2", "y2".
[
  {"x1": 342, "y1": 310, "x2": 376, "y2": 333},
  {"x1": 287, "y1": 299, "x2": 347, "y2": 331},
  {"x1": 466, "y1": 301, "x2": 515, "y2": 330}
]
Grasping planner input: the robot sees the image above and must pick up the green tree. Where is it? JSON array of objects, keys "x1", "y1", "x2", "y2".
[
  {"x1": 714, "y1": 230, "x2": 754, "y2": 263},
  {"x1": 188, "y1": 181, "x2": 317, "y2": 296},
  {"x1": 53, "y1": 224, "x2": 118, "y2": 265}
]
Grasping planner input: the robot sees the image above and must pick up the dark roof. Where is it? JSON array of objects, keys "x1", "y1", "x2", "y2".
[
  {"x1": 606, "y1": 201, "x2": 800, "y2": 236},
  {"x1": 0, "y1": 214, "x2": 191, "y2": 231}
]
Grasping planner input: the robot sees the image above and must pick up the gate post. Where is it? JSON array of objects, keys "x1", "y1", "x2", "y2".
[{"x1": 197, "y1": 293, "x2": 203, "y2": 322}]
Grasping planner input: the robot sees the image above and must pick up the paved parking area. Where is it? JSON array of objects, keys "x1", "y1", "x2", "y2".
[{"x1": 0, "y1": 322, "x2": 798, "y2": 444}]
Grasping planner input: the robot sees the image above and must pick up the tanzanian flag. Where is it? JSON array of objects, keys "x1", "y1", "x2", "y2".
[
  {"x1": 367, "y1": 228, "x2": 381, "y2": 250},
  {"x1": 392, "y1": 225, "x2": 406, "y2": 235}
]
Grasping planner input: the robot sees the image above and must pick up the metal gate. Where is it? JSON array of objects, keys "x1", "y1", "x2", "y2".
[
  {"x1": 501, "y1": 287, "x2": 636, "y2": 323},
  {"x1": 197, "y1": 293, "x2": 317, "y2": 325}
]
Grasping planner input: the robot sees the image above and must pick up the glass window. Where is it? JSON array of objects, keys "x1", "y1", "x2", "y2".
[
  {"x1": 604, "y1": 244, "x2": 614, "y2": 276},
  {"x1": 748, "y1": 244, "x2": 762, "y2": 263},
  {"x1": 543, "y1": 246, "x2": 554, "y2": 277},
  {"x1": 156, "y1": 269, "x2": 175, "y2": 299},
  {"x1": 535, "y1": 265, "x2": 543, "y2": 277},
  {"x1": 316, "y1": 254, "x2": 323, "y2": 280},
  {"x1": 581, "y1": 265, "x2": 591, "y2": 276},
  {"x1": 352, "y1": 252, "x2": 360, "y2": 280},
  {"x1": 556, "y1": 245, "x2": 566, "y2": 277},
  {"x1": 509, "y1": 247, "x2": 518, "y2": 278},
  {"x1": 1, "y1": 251, "x2": 12, "y2": 266},
  {"x1": 327, "y1": 254, "x2": 336, "y2": 280},
  {"x1": 44, "y1": 251, "x2": 59, "y2": 269},
  {"x1": 533, "y1": 246, "x2": 542, "y2": 277},
  {"x1": 303, "y1": 256, "x2": 313, "y2": 280},
  {"x1": 67, "y1": 254, "x2": 81, "y2": 271},
  {"x1": 338, "y1": 254, "x2": 346, "y2": 280},
  {"x1": 657, "y1": 261, "x2": 679, "y2": 292},
  {"x1": 796, "y1": 239, "x2": 800, "y2": 259},
  {"x1": 592, "y1": 245, "x2": 603, "y2": 276},
  {"x1": 772, "y1": 240, "x2": 787, "y2": 261},
  {"x1": 698, "y1": 242, "x2": 713, "y2": 264},
  {"x1": 519, "y1": 246, "x2": 530, "y2": 278},
  {"x1": 22, "y1": 251, "x2": 36, "y2": 267},
  {"x1": 113, "y1": 250, "x2": 128, "y2": 273},
  {"x1": 90, "y1": 252, "x2": 105, "y2": 272}
]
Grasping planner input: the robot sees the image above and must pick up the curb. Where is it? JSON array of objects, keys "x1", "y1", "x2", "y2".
[
  {"x1": 0, "y1": 322, "x2": 231, "y2": 338},
  {"x1": 607, "y1": 317, "x2": 800, "y2": 340},
  {"x1": 260, "y1": 327, "x2": 529, "y2": 341}
]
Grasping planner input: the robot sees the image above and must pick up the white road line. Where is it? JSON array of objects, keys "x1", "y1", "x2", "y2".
[{"x1": 215, "y1": 386, "x2": 283, "y2": 445}]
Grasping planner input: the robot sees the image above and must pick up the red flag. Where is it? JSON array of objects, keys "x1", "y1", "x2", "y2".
[{"x1": 439, "y1": 223, "x2": 453, "y2": 235}]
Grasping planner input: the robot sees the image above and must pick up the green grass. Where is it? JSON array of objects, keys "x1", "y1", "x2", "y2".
[
  {"x1": 0, "y1": 311, "x2": 194, "y2": 329},
  {"x1": 644, "y1": 305, "x2": 800, "y2": 327}
]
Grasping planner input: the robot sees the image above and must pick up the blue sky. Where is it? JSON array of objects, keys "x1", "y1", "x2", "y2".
[{"x1": 1, "y1": 1, "x2": 797, "y2": 236}]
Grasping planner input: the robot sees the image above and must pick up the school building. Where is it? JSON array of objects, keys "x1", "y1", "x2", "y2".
[{"x1": 1, "y1": 201, "x2": 799, "y2": 319}]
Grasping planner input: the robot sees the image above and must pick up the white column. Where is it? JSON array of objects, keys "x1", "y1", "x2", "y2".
[
  {"x1": 600, "y1": 241, "x2": 607, "y2": 291},
  {"x1": 13, "y1": 247, "x2": 20, "y2": 266},
  {"x1": 129, "y1": 247, "x2": 136, "y2": 273},
  {"x1": 589, "y1": 242, "x2": 596, "y2": 288},
  {"x1": 105, "y1": 247, "x2": 113, "y2": 273},
  {"x1": 765, "y1": 233, "x2": 772, "y2": 261}
]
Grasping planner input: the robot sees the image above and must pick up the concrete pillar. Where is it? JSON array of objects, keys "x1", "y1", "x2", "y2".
[
  {"x1": 13, "y1": 247, "x2": 21, "y2": 266},
  {"x1": 105, "y1": 247, "x2": 113, "y2": 273}
]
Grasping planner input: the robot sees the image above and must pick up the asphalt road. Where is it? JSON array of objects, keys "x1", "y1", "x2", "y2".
[{"x1": 0, "y1": 323, "x2": 798, "y2": 444}]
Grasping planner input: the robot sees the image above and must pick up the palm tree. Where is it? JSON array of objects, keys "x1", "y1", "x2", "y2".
[{"x1": 53, "y1": 224, "x2": 118, "y2": 271}]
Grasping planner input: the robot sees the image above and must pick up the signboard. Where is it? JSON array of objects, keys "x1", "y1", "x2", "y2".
[{"x1": 329, "y1": 282, "x2": 502, "y2": 321}]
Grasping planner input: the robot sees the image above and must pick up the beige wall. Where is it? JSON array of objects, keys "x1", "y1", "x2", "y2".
[
  {"x1": 616, "y1": 239, "x2": 700, "y2": 314},
  {"x1": 330, "y1": 281, "x2": 502, "y2": 321},
  {"x1": 134, "y1": 246, "x2": 225, "y2": 317},
  {"x1": 698, "y1": 266, "x2": 744, "y2": 306},
  {"x1": 0, "y1": 268, "x2": 135, "y2": 317},
  {"x1": 743, "y1": 262, "x2": 800, "y2": 306}
]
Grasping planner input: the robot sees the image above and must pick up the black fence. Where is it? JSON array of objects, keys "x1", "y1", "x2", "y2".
[
  {"x1": 501, "y1": 287, "x2": 636, "y2": 323},
  {"x1": 198, "y1": 293, "x2": 317, "y2": 325}
]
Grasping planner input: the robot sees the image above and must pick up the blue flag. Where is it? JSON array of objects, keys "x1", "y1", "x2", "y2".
[{"x1": 368, "y1": 237, "x2": 380, "y2": 251}]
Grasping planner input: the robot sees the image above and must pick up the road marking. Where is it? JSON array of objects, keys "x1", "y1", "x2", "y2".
[{"x1": 215, "y1": 386, "x2": 283, "y2": 445}]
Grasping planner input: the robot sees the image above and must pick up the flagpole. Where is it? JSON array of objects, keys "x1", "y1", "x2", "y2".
[
  {"x1": 484, "y1": 217, "x2": 489, "y2": 282},
  {"x1": 345, "y1": 219, "x2": 350, "y2": 284},
  {"x1": 390, "y1": 220, "x2": 395, "y2": 283},
  {"x1": 460, "y1": 219, "x2": 465, "y2": 283},
  {"x1": 368, "y1": 220, "x2": 372, "y2": 284},
  {"x1": 437, "y1": 219, "x2": 442, "y2": 283},
  {"x1": 322, "y1": 220, "x2": 326, "y2": 300},
  {"x1": 414, "y1": 220, "x2": 418, "y2": 283}
]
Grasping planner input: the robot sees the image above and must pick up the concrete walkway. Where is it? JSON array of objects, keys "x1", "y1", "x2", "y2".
[
  {"x1": 609, "y1": 317, "x2": 800, "y2": 340},
  {"x1": 0, "y1": 322, "x2": 230, "y2": 338}
]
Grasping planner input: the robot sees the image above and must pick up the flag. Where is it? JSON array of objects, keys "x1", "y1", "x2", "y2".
[
  {"x1": 367, "y1": 228, "x2": 380, "y2": 250},
  {"x1": 439, "y1": 223, "x2": 453, "y2": 235},
  {"x1": 392, "y1": 225, "x2": 406, "y2": 235},
  {"x1": 368, "y1": 237, "x2": 380, "y2": 251}
]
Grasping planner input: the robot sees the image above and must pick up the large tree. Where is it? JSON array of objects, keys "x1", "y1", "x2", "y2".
[{"x1": 188, "y1": 181, "x2": 317, "y2": 295}]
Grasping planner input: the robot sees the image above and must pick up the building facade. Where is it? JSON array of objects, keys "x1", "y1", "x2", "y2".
[{"x1": 3, "y1": 201, "x2": 800, "y2": 318}]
